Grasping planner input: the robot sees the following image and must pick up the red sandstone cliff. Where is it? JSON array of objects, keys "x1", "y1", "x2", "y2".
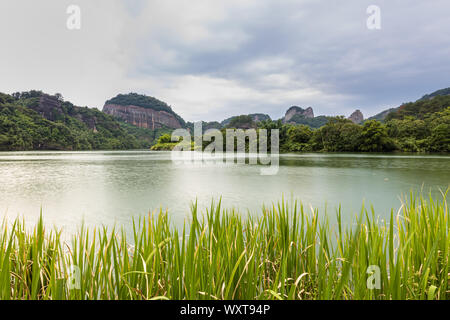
[{"x1": 103, "y1": 104, "x2": 183, "y2": 129}]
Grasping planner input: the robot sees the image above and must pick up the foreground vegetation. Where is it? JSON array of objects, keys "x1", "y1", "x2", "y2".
[{"x1": 0, "y1": 194, "x2": 448, "y2": 300}]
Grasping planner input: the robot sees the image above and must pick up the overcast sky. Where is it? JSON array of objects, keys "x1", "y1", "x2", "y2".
[{"x1": 1, "y1": 0, "x2": 449, "y2": 122}]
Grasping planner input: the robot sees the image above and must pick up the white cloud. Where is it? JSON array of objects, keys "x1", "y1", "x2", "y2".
[
  {"x1": 0, "y1": 0, "x2": 133, "y2": 108},
  {"x1": 131, "y1": 73, "x2": 353, "y2": 121}
]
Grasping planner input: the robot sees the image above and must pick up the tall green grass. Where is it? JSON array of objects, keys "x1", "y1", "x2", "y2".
[{"x1": 0, "y1": 193, "x2": 448, "y2": 300}]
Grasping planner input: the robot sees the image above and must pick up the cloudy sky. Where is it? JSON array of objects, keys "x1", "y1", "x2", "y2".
[{"x1": 1, "y1": 0, "x2": 449, "y2": 121}]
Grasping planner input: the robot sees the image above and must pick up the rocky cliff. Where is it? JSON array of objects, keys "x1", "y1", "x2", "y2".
[
  {"x1": 27, "y1": 94, "x2": 106, "y2": 131},
  {"x1": 283, "y1": 106, "x2": 314, "y2": 123},
  {"x1": 103, "y1": 93, "x2": 185, "y2": 130},
  {"x1": 348, "y1": 110, "x2": 364, "y2": 124},
  {"x1": 27, "y1": 94, "x2": 64, "y2": 121},
  {"x1": 103, "y1": 104, "x2": 183, "y2": 129}
]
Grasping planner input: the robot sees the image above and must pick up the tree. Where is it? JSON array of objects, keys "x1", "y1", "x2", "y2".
[
  {"x1": 426, "y1": 107, "x2": 450, "y2": 152},
  {"x1": 287, "y1": 125, "x2": 313, "y2": 144},
  {"x1": 284, "y1": 125, "x2": 313, "y2": 152},
  {"x1": 157, "y1": 134, "x2": 172, "y2": 144},
  {"x1": 428, "y1": 124, "x2": 450, "y2": 152},
  {"x1": 359, "y1": 120, "x2": 394, "y2": 152},
  {"x1": 315, "y1": 117, "x2": 362, "y2": 152}
]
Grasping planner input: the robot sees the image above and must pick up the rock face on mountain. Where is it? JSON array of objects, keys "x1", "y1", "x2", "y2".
[
  {"x1": 283, "y1": 106, "x2": 314, "y2": 123},
  {"x1": 103, "y1": 93, "x2": 184, "y2": 130},
  {"x1": 28, "y1": 94, "x2": 101, "y2": 130},
  {"x1": 103, "y1": 104, "x2": 183, "y2": 129},
  {"x1": 28, "y1": 94, "x2": 64, "y2": 121},
  {"x1": 348, "y1": 110, "x2": 364, "y2": 124}
]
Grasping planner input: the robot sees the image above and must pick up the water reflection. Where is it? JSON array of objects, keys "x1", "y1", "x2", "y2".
[{"x1": 0, "y1": 151, "x2": 448, "y2": 235}]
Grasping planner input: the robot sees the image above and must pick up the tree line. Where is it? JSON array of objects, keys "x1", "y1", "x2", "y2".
[{"x1": 152, "y1": 106, "x2": 449, "y2": 153}]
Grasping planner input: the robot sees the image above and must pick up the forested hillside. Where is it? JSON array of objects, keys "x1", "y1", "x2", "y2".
[
  {"x1": 0, "y1": 91, "x2": 141, "y2": 151},
  {"x1": 386, "y1": 95, "x2": 450, "y2": 121},
  {"x1": 1, "y1": 89, "x2": 449, "y2": 153}
]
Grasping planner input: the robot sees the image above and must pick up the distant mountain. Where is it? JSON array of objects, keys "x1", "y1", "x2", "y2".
[
  {"x1": 386, "y1": 95, "x2": 450, "y2": 121},
  {"x1": 221, "y1": 113, "x2": 271, "y2": 127},
  {"x1": 103, "y1": 93, "x2": 186, "y2": 129},
  {"x1": 283, "y1": 106, "x2": 314, "y2": 123},
  {"x1": 367, "y1": 87, "x2": 450, "y2": 122},
  {"x1": 280, "y1": 106, "x2": 332, "y2": 128},
  {"x1": 417, "y1": 87, "x2": 450, "y2": 101},
  {"x1": 368, "y1": 108, "x2": 399, "y2": 122},
  {"x1": 348, "y1": 110, "x2": 364, "y2": 124},
  {"x1": 0, "y1": 91, "x2": 140, "y2": 151},
  {"x1": 223, "y1": 115, "x2": 257, "y2": 129},
  {"x1": 186, "y1": 121, "x2": 222, "y2": 133}
]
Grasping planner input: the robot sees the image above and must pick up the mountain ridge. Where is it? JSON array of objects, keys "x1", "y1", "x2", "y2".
[{"x1": 1, "y1": 86, "x2": 448, "y2": 151}]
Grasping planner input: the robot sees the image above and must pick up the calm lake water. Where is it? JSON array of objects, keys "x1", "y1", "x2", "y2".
[{"x1": 0, "y1": 151, "x2": 449, "y2": 234}]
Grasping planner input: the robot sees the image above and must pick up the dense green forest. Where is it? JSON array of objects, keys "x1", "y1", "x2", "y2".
[
  {"x1": 287, "y1": 114, "x2": 331, "y2": 128},
  {"x1": 0, "y1": 91, "x2": 145, "y2": 151}
]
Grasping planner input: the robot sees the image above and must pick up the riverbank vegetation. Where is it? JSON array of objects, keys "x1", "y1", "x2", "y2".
[
  {"x1": 151, "y1": 96, "x2": 450, "y2": 152},
  {"x1": 0, "y1": 194, "x2": 448, "y2": 300},
  {"x1": 262, "y1": 100, "x2": 450, "y2": 153}
]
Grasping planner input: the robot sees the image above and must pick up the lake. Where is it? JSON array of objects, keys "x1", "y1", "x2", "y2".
[{"x1": 0, "y1": 151, "x2": 449, "y2": 235}]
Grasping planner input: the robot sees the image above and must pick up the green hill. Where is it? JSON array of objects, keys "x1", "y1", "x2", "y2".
[
  {"x1": 221, "y1": 113, "x2": 271, "y2": 127},
  {"x1": 386, "y1": 95, "x2": 450, "y2": 121},
  {"x1": 0, "y1": 91, "x2": 141, "y2": 151},
  {"x1": 186, "y1": 121, "x2": 222, "y2": 134},
  {"x1": 368, "y1": 108, "x2": 399, "y2": 122},
  {"x1": 418, "y1": 87, "x2": 450, "y2": 101},
  {"x1": 288, "y1": 115, "x2": 331, "y2": 129}
]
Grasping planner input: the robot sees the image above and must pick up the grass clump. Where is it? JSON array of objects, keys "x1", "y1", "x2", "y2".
[{"x1": 0, "y1": 193, "x2": 448, "y2": 300}]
